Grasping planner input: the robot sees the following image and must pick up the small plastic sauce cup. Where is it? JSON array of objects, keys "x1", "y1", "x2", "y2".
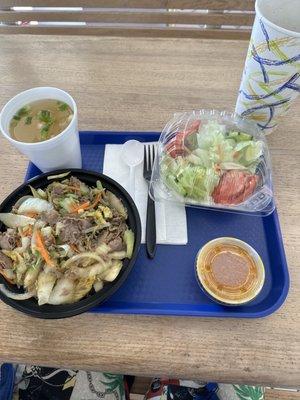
[
  {"x1": 0, "y1": 87, "x2": 82, "y2": 172},
  {"x1": 195, "y1": 237, "x2": 265, "y2": 305}
]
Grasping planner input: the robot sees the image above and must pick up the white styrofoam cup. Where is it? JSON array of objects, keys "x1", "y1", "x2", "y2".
[{"x1": 0, "y1": 87, "x2": 82, "y2": 172}]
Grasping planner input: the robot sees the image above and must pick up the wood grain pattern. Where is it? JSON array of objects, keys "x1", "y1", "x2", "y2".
[
  {"x1": 265, "y1": 389, "x2": 300, "y2": 399},
  {"x1": 0, "y1": 10, "x2": 255, "y2": 26},
  {"x1": 0, "y1": 0, "x2": 255, "y2": 11},
  {"x1": 0, "y1": 25, "x2": 251, "y2": 39},
  {"x1": 0, "y1": 35, "x2": 299, "y2": 388},
  {"x1": 0, "y1": 0, "x2": 254, "y2": 39}
]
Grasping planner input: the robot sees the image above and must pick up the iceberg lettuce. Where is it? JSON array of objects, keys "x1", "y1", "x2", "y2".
[{"x1": 161, "y1": 120, "x2": 264, "y2": 203}]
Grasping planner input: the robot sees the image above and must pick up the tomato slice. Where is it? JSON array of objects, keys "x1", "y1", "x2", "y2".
[
  {"x1": 165, "y1": 120, "x2": 200, "y2": 158},
  {"x1": 181, "y1": 120, "x2": 201, "y2": 136},
  {"x1": 212, "y1": 170, "x2": 259, "y2": 205}
]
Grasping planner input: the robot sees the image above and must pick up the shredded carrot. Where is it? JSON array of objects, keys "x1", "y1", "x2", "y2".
[
  {"x1": 70, "y1": 243, "x2": 79, "y2": 253},
  {"x1": 67, "y1": 185, "x2": 81, "y2": 192},
  {"x1": 70, "y1": 193, "x2": 101, "y2": 213},
  {"x1": 35, "y1": 229, "x2": 54, "y2": 267},
  {"x1": 88, "y1": 193, "x2": 101, "y2": 209},
  {"x1": 24, "y1": 211, "x2": 39, "y2": 218},
  {"x1": 70, "y1": 201, "x2": 90, "y2": 213},
  {"x1": 23, "y1": 225, "x2": 33, "y2": 237}
]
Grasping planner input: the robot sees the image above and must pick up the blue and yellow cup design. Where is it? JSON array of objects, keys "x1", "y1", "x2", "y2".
[{"x1": 236, "y1": 0, "x2": 300, "y2": 132}]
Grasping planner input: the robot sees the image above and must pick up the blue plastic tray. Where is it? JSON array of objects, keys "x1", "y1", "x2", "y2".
[{"x1": 25, "y1": 131, "x2": 290, "y2": 318}]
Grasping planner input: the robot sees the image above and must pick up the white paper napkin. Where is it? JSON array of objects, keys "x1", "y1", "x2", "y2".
[{"x1": 103, "y1": 144, "x2": 187, "y2": 245}]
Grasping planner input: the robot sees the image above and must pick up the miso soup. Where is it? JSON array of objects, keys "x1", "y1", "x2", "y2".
[{"x1": 9, "y1": 99, "x2": 73, "y2": 143}]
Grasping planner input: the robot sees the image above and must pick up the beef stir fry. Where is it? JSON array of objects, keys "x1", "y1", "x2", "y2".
[{"x1": 0, "y1": 172, "x2": 134, "y2": 305}]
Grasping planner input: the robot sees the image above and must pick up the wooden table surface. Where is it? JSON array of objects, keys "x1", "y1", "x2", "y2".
[{"x1": 0, "y1": 35, "x2": 299, "y2": 388}]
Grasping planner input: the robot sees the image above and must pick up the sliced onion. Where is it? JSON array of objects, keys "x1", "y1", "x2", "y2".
[
  {"x1": 18, "y1": 197, "x2": 53, "y2": 214},
  {"x1": 55, "y1": 221, "x2": 64, "y2": 236},
  {"x1": 0, "y1": 269, "x2": 16, "y2": 284},
  {"x1": 0, "y1": 213, "x2": 36, "y2": 228},
  {"x1": 73, "y1": 277, "x2": 94, "y2": 302},
  {"x1": 30, "y1": 227, "x2": 37, "y2": 254},
  {"x1": 124, "y1": 229, "x2": 134, "y2": 259},
  {"x1": 41, "y1": 226, "x2": 52, "y2": 238},
  {"x1": 14, "y1": 195, "x2": 32, "y2": 208},
  {"x1": 95, "y1": 243, "x2": 111, "y2": 256},
  {"x1": 24, "y1": 263, "x2": 41, "y2": 289},
  {"x1": 101, "y1": 261, "x2": 122, "y2": 282},
  {"x1": 106, "y1": 191, "x2": 127, "y2": 218},
  {"x1": 48, "y1": 277, "x2": 75, "y2": 305},
  {"x1": 93, "y1": 280, "x2": 104, "y2": 292},
  {"x1": 63, "y1": 252, "x2": 104, "y2": 269},
  {"x1": 109, "y1": 251, "x2": 127, "y2": 260},
  {"x1": 47, "y1": 171, "x2": 70, "y2": 180},
  {"x1": 57, "y1": 244, "x2": 71, "y2": 258},
  {"x1": 37, "y1": 271, "x2": 56, "y2": 305},
  {"x1": 0, "y1": 284, "x2": 35, "y2": 300},
  {"x1": 16, "y1": 237, "x2": 31, "y2": 253},
  {"x1": 70, "y1": 262, "x2": 109, "y2": 279}
]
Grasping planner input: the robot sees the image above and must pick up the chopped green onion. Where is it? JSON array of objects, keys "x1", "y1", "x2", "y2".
[
  {"x1": 40, "y1": 125, "x2": 50, "y2": 140},
  {"x1": 17, "y1": 106, "x2": 30, "y2": 117},
  {"x1": 38, "y1": 109, "x2": 53, "y2": 124},
  {"x1": 41, "y1": 125, "x2": 50, "y2": 133},
  {"x1": 12, "y1": 106, "x2": 31, "y2": 122},
  {"x1": 57, "y1": 101, "x2": 68, "y2": 112},
  {"x1": 25, "y1": 116, "x2": 32, "y2": 125},
  {"x1": 38, "y1": 109, "x2": 54, "y2": 139}
]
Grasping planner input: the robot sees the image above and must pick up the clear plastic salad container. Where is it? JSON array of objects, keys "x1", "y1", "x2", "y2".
[{"x1": 149, "y1": 110, "x2": 274, "y2": 216}]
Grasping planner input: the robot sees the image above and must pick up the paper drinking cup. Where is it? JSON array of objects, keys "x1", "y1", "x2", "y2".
[
  {"x1": 235, "y1": 0, "x2": 300, "y2": 132},
  {"x1": 0, "y1": 87, "x2": 82, "y2": 172}
]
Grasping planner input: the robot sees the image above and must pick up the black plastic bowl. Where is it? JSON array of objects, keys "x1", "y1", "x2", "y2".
[{"x1": 0, "y1": 169, "x2": 141, "y2": 319}]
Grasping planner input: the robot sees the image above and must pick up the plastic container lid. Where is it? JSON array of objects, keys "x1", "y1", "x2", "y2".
[{"x1": 149, "y1": 110, "x2": 274, "y2": 216}]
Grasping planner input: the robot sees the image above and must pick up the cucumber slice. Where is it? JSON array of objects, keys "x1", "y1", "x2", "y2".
[
  {"x1": 227, "y1": 131, "x2": 253, "y2": 142},
  {"x1": 185, "y1": 132, "x2": 198, "y2": 150},
  {"x1": 245, "y1": 142, "x2": 263, "y2": 163}
]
